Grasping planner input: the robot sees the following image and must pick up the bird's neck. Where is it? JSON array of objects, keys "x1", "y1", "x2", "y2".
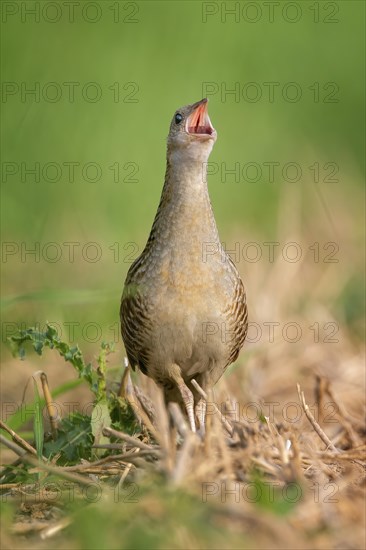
[{"x1": 149, "y1": 152, "x2": 220, "y2": 246}]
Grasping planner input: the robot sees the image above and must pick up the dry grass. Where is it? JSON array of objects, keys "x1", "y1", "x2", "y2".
[
  {"x1": 1, "y1": 190, "x2": 365, "y2": 549},
  {"x1": 1, "y1": 323, "x2": 364, "y2": 548},
  {"x1": 1, "y1": 359, "x2": 365, "y2": 549}
]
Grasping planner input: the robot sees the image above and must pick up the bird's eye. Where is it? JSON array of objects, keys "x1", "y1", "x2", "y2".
[{"x1": 175, "y1": 113, "x2": 183, "y2": 124}]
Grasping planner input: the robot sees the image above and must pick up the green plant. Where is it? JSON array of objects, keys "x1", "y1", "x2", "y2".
[{"x1": 7, "y1": 324, "x2": 138, "y2": 465}]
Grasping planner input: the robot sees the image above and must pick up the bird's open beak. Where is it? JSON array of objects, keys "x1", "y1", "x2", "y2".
[{"x1": 187, "y1": 98, "x2": 215, "y2": 136}]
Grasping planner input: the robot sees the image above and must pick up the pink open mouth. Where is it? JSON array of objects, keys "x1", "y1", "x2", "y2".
[{"x1": 187, "y1": 99, "x2": 214, "y2": 136}]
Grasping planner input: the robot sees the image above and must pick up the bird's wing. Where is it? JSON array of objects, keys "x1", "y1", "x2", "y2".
[
  {"x1": 120, "y1": 283, "x2": 152, "y2": 375},
  {"x1": 225, "y1": 259, "x2": 248, "y2": 366}
]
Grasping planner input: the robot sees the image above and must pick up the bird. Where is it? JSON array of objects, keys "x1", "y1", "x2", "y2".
[{"x1": 120, "y1": 98, "x2": 248, "y2": 434}]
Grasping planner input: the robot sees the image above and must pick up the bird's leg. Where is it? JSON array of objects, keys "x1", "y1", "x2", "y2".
[
  {"x1": 192, "y1": 372, "x2": 212, "y2": 438},
  {"x1": 176, "y1": 381, "x2": 196, "y2": 433},
  {"x1": 195, "y1": 398, "x2": 206, "y2": 438}
]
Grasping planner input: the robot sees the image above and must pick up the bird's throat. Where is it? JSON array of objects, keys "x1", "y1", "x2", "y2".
[{"x1": 155, "y1": 156, "x2": 219, "y2": 244}]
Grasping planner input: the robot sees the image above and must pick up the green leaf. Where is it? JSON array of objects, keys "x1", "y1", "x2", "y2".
[
  {"x1": 7, "y1": 323, "x2": 94, "y2": 389},
  {"x1": 91, "y1": 400, "x2": 112, "y2": 456},
  {"x1": 43, "y1": 413, "x2": 93, "y2": 465}
]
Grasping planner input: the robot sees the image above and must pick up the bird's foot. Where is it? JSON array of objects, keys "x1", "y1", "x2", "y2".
[
  {"x1": 177, "y1": 382, "x2": 196, "y2": 433},
  {"x1": 195, "y1": 398, "x2": 207, "y2": 439}
]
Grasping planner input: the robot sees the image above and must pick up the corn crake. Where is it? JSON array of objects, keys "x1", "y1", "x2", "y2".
[{"x1": 120, "y1": 98, "x2": 248, "y2": 435}]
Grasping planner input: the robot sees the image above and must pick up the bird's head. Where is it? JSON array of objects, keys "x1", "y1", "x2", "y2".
[{"x1": 167, "y1": 98, "x2": 217, "y2": 163}]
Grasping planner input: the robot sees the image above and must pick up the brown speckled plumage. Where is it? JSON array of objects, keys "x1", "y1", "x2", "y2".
[{"x1": 120, "y1": 99, "x2": 248, "y2": 433}]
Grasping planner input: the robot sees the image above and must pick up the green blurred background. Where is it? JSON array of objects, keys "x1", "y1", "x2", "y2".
[
  {"x1": 0, "y1": 3, "x2": 365, "y2": 548},
  {"x1": 1, "y1": 0, "x2": 365, "y2": 356}
]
